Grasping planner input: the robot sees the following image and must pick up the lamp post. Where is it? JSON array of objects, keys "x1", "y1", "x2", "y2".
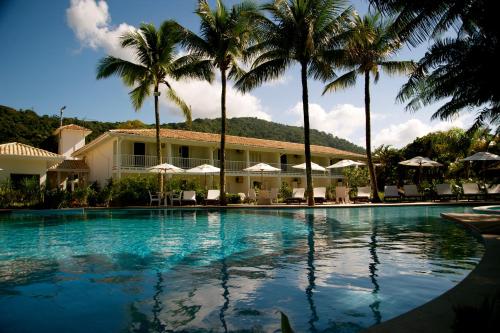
[{"x1": 59, "y1": 106, "x2": 66, "y2": 128}]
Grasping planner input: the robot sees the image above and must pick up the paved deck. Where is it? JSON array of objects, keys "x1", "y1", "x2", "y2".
[{"x1": 364, "y1": 213, "x2": 500, "y2": 333}]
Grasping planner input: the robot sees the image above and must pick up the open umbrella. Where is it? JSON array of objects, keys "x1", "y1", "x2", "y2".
[
  {"x1": 292, "y1": 162, "x2": 326, "y2": 172},
  {"x1": 243, "y1": 163, "x2": 281, "y2": 188},
  {"x1": 186, "y1": 164, "x2": 220, "y2": 189},
  {"x1": 461, "y1": 152, "x2": 500, "y2": 180},
  {"x1": 327, "y1": 160, "x2": 365, "y2": 168},
  {"x1": 399, "y1": 156, "x2": 442, "y2": 184},
  {"x1": 148, "y1": 163, "x2": 185, "y2": 174}
]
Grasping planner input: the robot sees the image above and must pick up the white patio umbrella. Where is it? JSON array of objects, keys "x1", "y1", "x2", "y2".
[
  {"x1": 292, "y1": 162, "x2": 326, "y2": 172},
  {"x1": 327, "y1": 159, "x2": 365, "y2": 168},
  {"x1": 243, "y1": 163, "x2": 281, "y2": 188},
  {"x1": 461, "y1": 151, "x2": 500, "y2": 161},
  {"x1": 148, "y1": 163, "x2": 185, "y2": 174},
  {"x1": 399, "y1": 156, "x2": 442, "y2": 183},
  {"x1": 186, "y1": 164, "x2": 220, "y2": 188}
]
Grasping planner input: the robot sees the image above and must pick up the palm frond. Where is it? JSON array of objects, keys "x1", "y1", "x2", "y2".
[
  {"x1": 166, "y1": 87, "x2": 192, "y2": 125},
  {"x1": 322, "y1": 70, "x2": 358, "y2": 94},
  {"x1": 96, "y1": 56, "x2": 148, "y2": 86}
]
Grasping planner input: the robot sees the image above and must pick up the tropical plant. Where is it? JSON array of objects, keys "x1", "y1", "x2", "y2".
[
  {"x1": 177, "y1": 0, "x2": 258, "y2": 206},
  {"x1": 236, "y1": 0, "x2": 352, "y2": 206},
  {"x1": 370, "y1": 0, "x2": 499, "y2": 132},
  {"x1": 323, "y1": 12, "x2": 414, "y2": 202},
  {"x1": 96, "y1": 22, "x2": 204, "y2": 190}
]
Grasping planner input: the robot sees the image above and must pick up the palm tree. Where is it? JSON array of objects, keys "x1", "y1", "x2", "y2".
[
  {"x1": 236, "y1": 0, "x2": 352, "y2": 206},
  {"x1": 96, "y1": 22, "x2": 205, "y2": 190},
  {"x1": 178, "y1": 0, "x2": 258, "y2": 206},
  {"x1": 323, "y1": 13, "x2": 414, "y2": 202}
]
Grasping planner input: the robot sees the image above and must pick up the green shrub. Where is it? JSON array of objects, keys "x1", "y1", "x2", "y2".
[
  {"x1": 110, "y1": 175, "x2": 158, "y2": 207},
  {"x1": 43, "y1": 188, "x2": 70, "y2": 209},
  {"x1": 226, "y1": 193, "x2": 241, "y2": 204},
  {"x1": 0, "y1": 180, "x2": 16, "y2": 208},
  {"x1": 279, "y1": 182, "x2": 292, "y2": 200}
]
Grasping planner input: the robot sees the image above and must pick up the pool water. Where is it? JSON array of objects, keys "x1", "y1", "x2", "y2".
[{"x1": 0, "y1": 206, "x2": 484, "y2": 333}]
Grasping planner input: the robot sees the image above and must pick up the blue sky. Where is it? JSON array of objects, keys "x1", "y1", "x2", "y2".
[{"x1": 0, "y1": 0, "x2": 472, "y2": 148}]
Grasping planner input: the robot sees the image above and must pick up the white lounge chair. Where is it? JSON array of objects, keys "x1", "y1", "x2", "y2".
[
  {"x1": 313, "y1": 187, "x2": 326, "y2": 203},
  {"x1": 285, "y1": 188, "x2": 305, "y2": 204},
  {"x1": 205, "y1": 189, "x2": 220, "y2": 205},
  {"x1": 148, "y1": 190, "x2": 161, "y2": 206},
  {"x1": 462, "y1": 183, "x2": 482, "y2": 201},
  {"x1": 435, "y1": 183, "x2": 456, "y2": 201},
  {"x1": 353, "y1": 186, "x2": 371, "y2": 203},
  {"x1": 335, "y1": 186, "x2": 349, "y2": 204},
  {"x1": 181, "y1": 190, "x2": 197, "y2": 205},
  {"x1": 402, "y1": 185, "x2": 422, "y2": 201},
  {"x1": 486, "y1": 184, "x2": 500, "y2": 199},
  {"x1": 247, "y1": 189, "x2": 257, "y2": 204},
  {"x1": 384, "y1": 185, "x2": 400, "y2": 201}
]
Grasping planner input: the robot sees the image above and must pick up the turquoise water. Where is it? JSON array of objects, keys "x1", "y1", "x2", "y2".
[{"x1": 0, "y1": 206, "x2": 484, "y2": 333}]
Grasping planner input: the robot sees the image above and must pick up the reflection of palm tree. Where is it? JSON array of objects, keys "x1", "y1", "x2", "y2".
[
  {"x1": 368, "y1": 221, "x2": 382, "y2": 325},
  {"x1": 305, "y1": 213, "x2": 318, "y2": 332},
  {"x1": 152, "y1": 271, "x2": 166, "y2": 331},
  {"x1": 218, "y1": 213, "x2": 230, "y2": 332}
]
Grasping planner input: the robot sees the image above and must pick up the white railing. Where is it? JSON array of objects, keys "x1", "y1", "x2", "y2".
[{"x1": 117, "y1": 154, "x2": 343, "y2": 177}]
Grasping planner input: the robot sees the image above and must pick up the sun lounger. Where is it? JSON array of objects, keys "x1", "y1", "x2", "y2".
[
  {"x1": 335, "y1": 186, "x2": 349, "y2": 204},
  {"x1": 402, "y1": 185, "x2": 422, "y2": 201},
  {"x1": 435, "y1": 183, "x2": 456, "y2": 201},
  {"x1": 462, "y1": 183, "x2": 482, "y2": 201},
  {"x1": 181, "y1": 190, "x2": 197, "y2": 205},
  {"x1": 313, "y1": 187, "x2": 327, "y2": 204},
  {"x1": 352, "y1": 186, "x2": 371, "y2": 203},
  {"x1": 384, "y1": 185, "x2": 400, "y2": 202},
  {"x1": 205, "y1": 189, "x2": 220, "y2": 205},
  {"x1": 486, "y1": 184, "x2": 500, "y2": 200},
  {"x1": 285, "y1": 188, "x2": 305, "y2": 204}
]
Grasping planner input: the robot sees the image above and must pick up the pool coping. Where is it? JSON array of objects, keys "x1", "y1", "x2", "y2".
[{"x1": 364, "y1": 214, "x2": 500, "y2": 333}]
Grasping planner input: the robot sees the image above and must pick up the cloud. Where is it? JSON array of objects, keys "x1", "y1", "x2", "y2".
[
  {"x1": 372, "y1": 115, "x2": 472, "y2": 148},
  {"x1": 289, "y1": 102, "x2": 378, "y2": 139},
  {"x1": 66, "y1": 0, "x2": 136, "y2": 61},
  {"x1": 164, "y1": 80, "x2": 272, "y2": 121},
  {"x1": 67, "y1": 0, "x2": 271, "y2": 122}
]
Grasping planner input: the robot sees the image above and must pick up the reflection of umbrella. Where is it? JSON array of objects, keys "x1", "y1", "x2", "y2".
[
  {"x1": 327, "y1": 159, "x2": 365, "y2": 168},
  {"x1": 461, "y1": 151, "x2": 500, "y2": 161},
  {"x1": 292, "y1": 162, "x2": 326, "y2": 172},
  {"x1": 243, "y1": 163, "x2": 281, "y2": 187},
  {"x1": 399, "y1": 156, "x2": 442, "y2": 183},
  {"x1": 186, "y1": 164, "x2": 220, "y2": 189}
]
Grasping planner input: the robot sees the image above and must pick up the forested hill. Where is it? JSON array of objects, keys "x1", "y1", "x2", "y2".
[{"x1": 0, "y1": 105, "x2": 365, "y2": 154}]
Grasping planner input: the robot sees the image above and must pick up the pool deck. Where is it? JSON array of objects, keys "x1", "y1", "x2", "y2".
[{"x1": 364, "y1": 212, "x2": 500, "y2": 333}]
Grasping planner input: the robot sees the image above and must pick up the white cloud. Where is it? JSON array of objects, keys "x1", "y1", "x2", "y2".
[
  {"x1": 289, "y1": 102, "x2": 379, "y2": 139},
  {"x1": 372, "y1": 115, "x2": 472, "y2": 148},
  {"x1": 164, "y1": 80, "x2": 272, "y2": 121},
  {"x1": 66, "y1": 0, "x2": 136, "y2": 62},
  {"x1": 67, "y1": 0, "x2": 271, "y2": 122}
]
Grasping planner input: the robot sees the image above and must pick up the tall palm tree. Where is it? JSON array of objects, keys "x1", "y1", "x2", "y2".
[
  {"x1": 178, "y1": 0, "x2": 258, "y2": 206},
  {"x1": 323, "y1": 13, "x2": 414, "y2": 202},
  {"x1": 236, "y1": 0, "x2": 352, "y2": 206},
  {"x1": 96, "y1": 22, "x2": 206, "y2": 190}
]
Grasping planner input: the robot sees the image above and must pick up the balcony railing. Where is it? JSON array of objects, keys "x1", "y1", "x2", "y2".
[{"x1": 117, "y1": 154, "x2": 343, "y2": 177}]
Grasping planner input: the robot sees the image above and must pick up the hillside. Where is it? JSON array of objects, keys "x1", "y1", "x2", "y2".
[{"x1": 0, "y1": 105, "x2": 365, "y2": 154}]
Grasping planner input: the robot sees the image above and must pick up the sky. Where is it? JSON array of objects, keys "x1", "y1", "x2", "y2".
[{"x1": 0, "y1": 0, "x2": 474, "y2": 149}]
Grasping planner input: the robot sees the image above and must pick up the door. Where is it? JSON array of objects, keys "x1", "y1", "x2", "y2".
[
  {"x1": 280, "y1": 154, "x2": 288, "y2": 171},
  {"x1": 133, "y1": 142, "x2": 146, "y2": 167}
]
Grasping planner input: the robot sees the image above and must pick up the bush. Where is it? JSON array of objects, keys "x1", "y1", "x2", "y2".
[
  {"x1": 43, "y1": 188, "x2": 70, "y2": 209},
  {"x1": 0, "y1": 180, "x2": 16, "y2": 208},
  {"x1": 343, "y1": 167, "x2": 369, "y2": 197},
  {"x1": 279, "y1": 182, "x2": 292, "y2": 200},
  {"x1": 226, "y1": 193, "x2": 241, "y2": 204},
  {"x1": 110, "y1": 175, "x2": 158, "y2": 207}
]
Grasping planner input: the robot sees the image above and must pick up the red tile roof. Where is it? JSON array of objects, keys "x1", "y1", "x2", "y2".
[{"x1": 0, "y1": 142, "x2": 64, "y2": 159}]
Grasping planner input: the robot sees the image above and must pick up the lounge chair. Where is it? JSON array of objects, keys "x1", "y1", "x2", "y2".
[
  {"x1": 270, "y1": 188, "x2": 279, "y2": 204},
  {"x1": 335, "y1": 186, "x2": 349, "y2": 204},
  {"x1": 313, "y1": 187, "x2": 327, "y2": 204},
  {"x1": 485, "y1": 184, "x2": 500, "y2": 200},
  {"x1": 462, "y1": 183, "x2": 482, "y2": 201},
  {"x1": 247, "y1": 189, "x2": 257, "y2": 204},
  {"x1": 353, "y1": 186, "x2": 371, "y2": 203},
  {"x1": 384, "y1": 185, "x2": 400, "y2": 202},
  {"x1": 181, "y1": 190, "x2": 197, "y2": 206},
  {"x1": 285, "y1": 188, "x2": 305, "y2": 204},
  {"x1": 402, "y1": 185, "x2": 422, "y2": 201},
  {"x1": 205, "y1": 189, "x2": 220, "y2": 205},
  {"x1": 148, "y1": 190, "x2": 161, "y2": 206},
  {"x1": 169, "y1": 191, "x2": 182, "y2": 206},
  {"x1": 435, "y1": 183, "x2": 456, "y2": 201}
]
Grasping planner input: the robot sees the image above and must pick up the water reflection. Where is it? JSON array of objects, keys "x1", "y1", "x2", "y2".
[{"x1": 0, "y1": 206, "x2": 484, "y2": 333}]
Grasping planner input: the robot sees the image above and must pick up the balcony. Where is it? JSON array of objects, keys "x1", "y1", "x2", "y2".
[{"x1": 116, "y1": 154, "x2": 343, "y2": 177}]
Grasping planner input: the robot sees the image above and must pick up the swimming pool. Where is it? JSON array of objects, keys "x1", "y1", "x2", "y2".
[{"x1": 0, "y1": 206, "x2": 484, "y2": 333}]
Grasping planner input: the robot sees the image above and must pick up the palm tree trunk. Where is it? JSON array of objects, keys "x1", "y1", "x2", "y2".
[
  {"x1": 154, "y1": 84, "x2": 163, "y2": 192},
  {"x1": 301, "y1": 62, "x2": 314, "y2": 206},
  {"x1": 364, "y1": 71, "x2": 381, "y2": 203},
  {"x1": 219, "y1": 69, "x2": 227, "y2": 206}
]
